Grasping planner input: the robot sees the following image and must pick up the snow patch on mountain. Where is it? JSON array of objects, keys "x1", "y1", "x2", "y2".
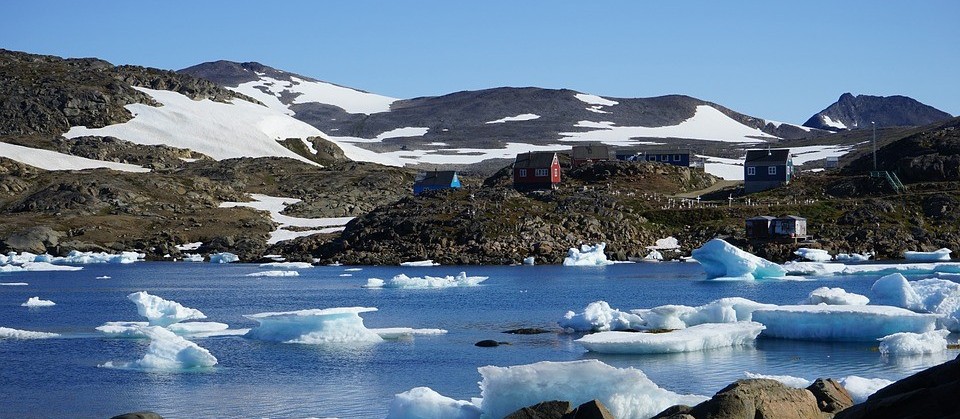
[
  {"x1": 575, "y1": 93, "x2": 619, "y2": 107},
  {"x1": 486, "y1": 114, "x2": 541, "y2": 124},
  {"x1": 820, "y1": 115, "x2": 846, "y2": 130},
  {"x1": 232, "y1": 75, "x2": 396, "y2": 115},
  {"x1": 764, "y1": 119, "x2": 812, "y2": 132},
  {"x1": 0, "y1": 141, "x2": 150, "y2": 173},
  {"x1": 560, "y1": 106, "x2": 776, "y2": 145}
]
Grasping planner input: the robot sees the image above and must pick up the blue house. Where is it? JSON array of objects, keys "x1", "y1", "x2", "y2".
[
  {"x1": 744, "y1": 149, "x2": 793, "y2": 194},
  {"x1": 413, "y1": 171, "x2": 461, "y2": 195}
]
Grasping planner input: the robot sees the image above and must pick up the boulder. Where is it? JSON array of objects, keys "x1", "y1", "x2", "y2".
[
  {"x1": 806, "y1": 378, "x2": 853, "y2": 414},
  {"x1": 505, "y1": 400, "x2": 571, "y2": 419},
  {"x1": 475, "y1": 339, "x2": 508, "y2": 347},
  {"x1": 561, "y1": 399, "x2": 615, "y2": 419},
  {"x1": 835, "y1": 354, "x2": 960, "y2": 419},
  {"x1": 651, "y1": 404, "x2": 695, "y2": 419},
  {"x1": 685, "y1": 379, "x2": 823, "y2": 419},
  {"x1": 109, "y1": 412, "x2": 163, "y2": 419},
  {"x1": 4, "y1": 226, "x2": 63, "y2": 254}
]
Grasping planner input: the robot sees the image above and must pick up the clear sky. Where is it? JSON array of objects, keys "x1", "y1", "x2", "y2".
[{"x1": 3, "y1": 0, "x2": 957, "y2": 124}]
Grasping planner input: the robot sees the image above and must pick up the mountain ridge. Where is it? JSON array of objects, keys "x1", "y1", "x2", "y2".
[{"x1": 803, "y1": 92, "x2": 953, "y2": 131}]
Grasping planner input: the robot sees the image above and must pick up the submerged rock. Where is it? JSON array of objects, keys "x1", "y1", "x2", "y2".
[{"x1": 475, "y1": 339, "x2": 509, "y2": 347}]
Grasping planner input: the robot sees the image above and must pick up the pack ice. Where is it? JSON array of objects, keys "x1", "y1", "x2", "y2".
[
  {"x1": 870, "y1": 273, "x2": 960, "y2": 331},
  {"x1": 691, "y1": 239, "x2": 786, "y2": 280},
  {"x1": 363, "y1": 272, "x2": 488, "y2": 289},
  {"x1": 244, "y1": 307, "x2": 384, "y2": 344},
  {"x1": 752, "y1": 305, "x2": 938, "y2": 341},
  {"x1": 576, "y1": 322, "x2": 765, "y2": 354}
]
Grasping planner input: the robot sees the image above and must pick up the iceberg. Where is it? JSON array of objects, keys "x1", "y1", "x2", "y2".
[
  {"x1": 752, "y1": 305, "x2": 938, "y2": 341},
  {"x1": 127, "y1": 291, "x2": 207, "y2": 327},
  {"x1": 478, "y1": 360, "x2": 707, "y2": 419},
  {"x1": 558, "y1": 301, "x2": 644, "y2": 332},
  {"x1": 96, "y1": 321, "x2": 150, "y2": 337},
  {"x1": 878, "y1": 330, "x2": 949, "y2": 356},
  {"x1": 870, "y1": 273, "x2": 960, "y2": 331},
  {"x1": 904, "y1": 248, "x2": 951, "y2": 261},
  {"x1": 563, "y1": 243, "x2": 614, "y2": 266},
  {"x1": 794, "y1": 248, "x2": 832, "y2": 262},
  {"x1": 183, "y1": 253, "x2": 204, "y2": 262},
  {"x1": 244, "y1": 307, "x2": 384, "y2": 344},
  {"x1": 400, "y1": 260, "x2": 439, "y2": 267},
  {"x1": 0, "y1": 262, "x2": 83, "y2": 272},
  {"x1": 54, "y1": 250, "x2": 144, "y2": 264},
  {"x1": 576, "y1": 322, "x2": 765, "y2": 354},
  {"x1": 870, "y1": 273, "x2": 924, "y2": 310},
  {"x1": 209, "y1": 252, "x2": 239, "y2": 263},
  {"x1": 691, "y1": 239, "x2": 786, "y2": 280},
  {"x1": 0, "y1": 326, "x2": 59, "y2": 339},
  {"x1": 386, "y1": 387, "x2": 481, "y2": 419},
  {"x1": 643, "y1": 249, "x2": 664, "y2": 262},
  {"x1": 166, "y1": 322, "x2": 231, "y2": 336},
  {"x1": 101, "y1": 325, "x2": 217, "y2": 371},
  {"x1": 258, "y1": 262, "x2": 313, "y2": 269},
  {"x1": 633, "y1": 297, "x2": 775, "y2": 330},
  {"x1": 363, "y1": 272, "x2": 488, "y2": 289},
  {"x1": 836, "y1": 252, "x2": 872, "y2": 262},
  {"x1": 523, "y1": 256, "x2": 535, "y2": 265},
  {"x1": 246, "y1": 270, "x2": 300, "y2": 277},
  {"x1": 781, "y1": 261, "x2": 847, "y2": 276},
  {"x1": 21, "y1": 297, "x2": 55, "y2": 307},
  {"x1": 1, "y1": 282, "x2": 29, "y2": 286},
  {"x1": 98, "y1": 321, "x2": 239, "y2": 338},
  {"x1": 801, "y1": 287, "x2": 869, "y2": 305}
]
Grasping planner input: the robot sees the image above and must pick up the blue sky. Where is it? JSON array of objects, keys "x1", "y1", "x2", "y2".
[{"x1": 3, "y1": 0, "x2": 957, "y2": 124}]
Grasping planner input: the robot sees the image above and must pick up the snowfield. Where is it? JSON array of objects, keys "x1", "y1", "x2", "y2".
[
  {"x1": 219, "y1": 194, "x2": 354, "y2": 244},
  {"x1": 0, "y1": 141, "x2": 149, "y2": 173},
  {"x1": 232, "y1": 75, "x2": 397, "y2": 115}
]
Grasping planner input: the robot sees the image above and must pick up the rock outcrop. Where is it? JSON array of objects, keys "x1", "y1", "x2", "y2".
[
  {"x1": 653, "y1": 379, "x2": 822, "y2": 419},
  {"x1": 835, "y1": 354, "x2": 960, "y2": 419}
]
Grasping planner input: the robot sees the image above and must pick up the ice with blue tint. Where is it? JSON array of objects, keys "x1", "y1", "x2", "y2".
[
  {"x1": 127, "y1": 291, "x2": 207, "y2": 327},
  {"x1": 835, "y1": 252, "x2": 872, "y2": 262},
  {"x1": 563, "y1": 243, "x2": 615, "y2": 266},
  {"x1": 878, "y1": 330, "x2": 950, "y2": 355},
  {"x1": 100, "y1": 325, "x2": 217, "y2": 371},
  {"x1": 752, "y1": 305, "x2": 938, "y2": 341},
  {"x1": 0, "y1": 326, "x2": 59, "y2": 339},
  {"x1": 386, "y1": 387, "x2": 481, "y2": 419},
  {"x1": 558, "y1": 301, "x2": 644, "y2": 332},
  {"x1": 478, "y1": 360, "x2": 707, "y2": 419},
  {"x1": 691, "y1": 239, "x2": 786, "y2": 280},
  {"x1": 870, "y1": 273, "x2": 960, "y2": 331},
  {"x1": 904, "y1": 248, "x2": 952, "y2": 261},
  {"x1": 209, "y1": 252, "x2": 239, "y2": 263},
  {"x1": 576, "y1": 322, "x2": 765, "y2": 354},
  {"x1": 634, "y1": 297, "x2": 776, "y2": 330},
  {"x1": 21, "y1": 296, "x2": 55, "y2": 307},
  {"x1": 246, "y1": 270, "x2": 299, "y2": 277},
  {"x1": 363, "y1": 272, "x2": 488, "y2": 289},
  {"x1": 244, "y1": 307, "x2": 384, "y2": 344},
  {"x1": 56, "y1": 250, "x2": 144, "y2": 264},
  {"x1": 802, "y1": 287, "x2": 869, "y2": 305},
  {"x1": 794, "y1": 248, "x2": 832, "y2": 262},
  {"x1": 259, "y1": 261, "x2": 313, "y2": 269}
]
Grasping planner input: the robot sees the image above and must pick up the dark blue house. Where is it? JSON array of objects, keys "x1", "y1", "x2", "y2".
[
  {"x1": 413, "y1": 171, "x2": 461, "y2": 195},
  {"x1": 744, "y1": 149, "x2": 793, "y2": 194},
  {"x1": 616, "y1": 149, "x2": 691, "y2": 167}
]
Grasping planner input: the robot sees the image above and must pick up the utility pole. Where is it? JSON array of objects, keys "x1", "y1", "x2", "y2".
[{"x1": 872, "y1": 121, "x2": 877, "y2": 170}]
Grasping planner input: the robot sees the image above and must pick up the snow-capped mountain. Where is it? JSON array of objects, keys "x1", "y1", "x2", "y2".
[
  {"x1": 803, "y1": 93, "x2": 952, "y2": 131},
  {"x1": 180, "y1": 61, "x2": 825, "y2": 167}
]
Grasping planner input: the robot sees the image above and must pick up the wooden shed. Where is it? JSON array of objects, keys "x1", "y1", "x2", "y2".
[
  {"x1": 771, "y1": 215, "x2": 807, "y2": 240},
  {"x1": 745, "y1": 216, "x2": 776, "y2": 239}
]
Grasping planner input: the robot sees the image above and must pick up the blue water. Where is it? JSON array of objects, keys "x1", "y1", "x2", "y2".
[{"x1": 1, "y1": 262, "x2": 957, "y2": 418}]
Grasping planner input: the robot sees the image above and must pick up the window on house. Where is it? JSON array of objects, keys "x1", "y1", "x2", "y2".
[
  {"x1": 535, "y1": 168, "x2": 548, "y2": 177},
  {"x1": 747, "y1": 167, "x2": 756, "y2": 176},
  {"x1": 648, "y1": 155, "x2": 657, "y2": 161},
  {"x1": 673, "y1": 154, "x2": 681, "y2": 161},
  {"x1": 768, "y1": 166, "x2": 777, "y2": 175},
  {"x1": 661, "y1": 154, "x2": 669, "y2": 161},
  {"x1": 518, "y1": 169, "x2": 527, "y2": 177}
]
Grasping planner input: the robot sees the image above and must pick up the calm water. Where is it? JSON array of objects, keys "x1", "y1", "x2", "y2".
[{"x1": 1, "y1": 262, "x2": 957, "y2": 418}]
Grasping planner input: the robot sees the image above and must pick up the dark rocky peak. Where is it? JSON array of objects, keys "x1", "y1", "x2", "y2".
[
  {"x1": 804, "y1": 92, "x2": 952, "y2": 131},
  {"x1": 179, "y1": 60, "x2": 318, "y2": 87}
]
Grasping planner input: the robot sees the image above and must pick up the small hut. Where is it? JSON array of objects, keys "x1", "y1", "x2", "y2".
[
  {"x1": 771, "y1": 215, "x2": 807, "y2": 241},
  {"x1": 745, "y1": 216, "x2": 776, "y2": 240}
]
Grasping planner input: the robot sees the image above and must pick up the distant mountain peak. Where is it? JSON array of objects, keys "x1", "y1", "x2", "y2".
[{"x1": 803, "y1": 93, "x2": 952, "y2": 131}]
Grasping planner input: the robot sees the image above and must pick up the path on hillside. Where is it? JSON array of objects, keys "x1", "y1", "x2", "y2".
[{"x1": 671, "y1": 179, "x2": 741, "y2": 199}]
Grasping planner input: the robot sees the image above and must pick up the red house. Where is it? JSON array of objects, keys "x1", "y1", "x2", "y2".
[{"x1": 513, "y1": 152, "x2": 561, "y2": 190}]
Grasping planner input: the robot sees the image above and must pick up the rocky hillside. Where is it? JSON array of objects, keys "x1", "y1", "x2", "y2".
[
  {"x1": 803, "y1": 93, "x2": 952, "y2": 131},
  {"x1": 842, "y1": 117, "x2": 960, "y2": 182}
]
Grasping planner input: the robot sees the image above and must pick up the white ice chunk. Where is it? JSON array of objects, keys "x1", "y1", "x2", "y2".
[
  {"x1": 399, "y1": 260, "x2": 440, "y2": 267},
  {"x1": 0, "y1": 326, "x2": 59, "y2": 339},
  {"x1": 209, "y1": 252, "x2": 239, "y2": 263},
  {"x1": 563, "y1": 243, "x2": 614, "y2": 266},
  {"x1": 0, "y1": 282, "x2": 29, "y2": 286},
  {"x1": 96, "y1": 276, "x2": 111, "y2": 279},
  {"x1": 781, "y1": 261, "x2": 848, "y2": 276},
  {"x1": 743, "y1": 372, "x2": 812, "y2": 388},
  {"x1": 258, "y1": 262, "x2": 313, "y2": 269},
  {"x1": 633, "y1": 297, "x2": 776, "y2": 330},
  {"x1": 96, "y1": 321, "x2": 149, "y2": 337},
  {"x1": 576, "y1": 322, "x2": 765, "y2": 354},
  {"x1": 54, "y1": 250, "x2": 144, "y2": 264},
  {"x1": 559, "y1": 301, "x2": 644, "y2": 332},
  {"x1": 523, "y1": 256, "x2": 536, "y2": 266},
  {"x1": 836, "y1": 252, "x2": 872, "y2": 262},
  {"x1": 362, "y1": 272, "x2": 488, "y2": 289},
  {"x1": 246, "y1": 270, "x2": 300, "y2": 277},
  {"x1": 183, "y1": 253, "x2": 204, "y2": 262},
  {"x1": 870, "y1": 274, "x2": 960, "y2": 331},
  {"x1": 794, "y1": 248, "x2": 832, "y2": 262},
  {"x1": 878, "y1": 329, "x2": 950, "y2": 355},
  {"x1": 752, "y1": 305, "x2": 938, "y2": 341},
  {"x1": 243, "y1": 307, "x2": 384, "y2": 344},
  {"x1": 647, "y1": 236, "x2": 680, "y2": 250},
  {"x1": 21, "y1": 297, "x2": 55, "y2": 307},
  {"x1": 386, "y1": 387, "x2": 481, "y2": 419},
  {"x1": 838, "y1": 376, "x2": 893, "y2": 404},
  {"x1": 102, "y1": 326, "x2": 217, "y2": 370},
  {"x1": 478, "y1": 360, "x2": 707, "y2": 419},
  {"x1": 372, "y1": 328, "x2": 448, "y2": 339},
  {"x1": 127, "y1": 291, "x2": 207, "y2": 327},
  {"x1": 870, "y1": 273, "x2": 924, "y2": 310},
  {"x1": 166, "y1": 322, "x2": 230, "y2": 336},
  {"x1": 904, "y1": 248, "x2": 951, "y2": 261},
  {"x1": 802, "y1": 287, "x2": 870, "y2": 305},
  {"x1": 0, "y1": 262, "x2": 83, "y2": 272},
  {"x1": 644, "y1": 249, "x2": 664, "y2": 261},
  {"x1": 175, "y1": 242, "x2": 202, "y2": 251},
  {"x1": 691, "y1": 239, "x2": 787, "y2": 280}
]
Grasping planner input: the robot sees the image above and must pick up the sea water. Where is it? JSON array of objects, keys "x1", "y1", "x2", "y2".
[{"x1": 1, "y1": 262, "x2": 957, "y2": 418}]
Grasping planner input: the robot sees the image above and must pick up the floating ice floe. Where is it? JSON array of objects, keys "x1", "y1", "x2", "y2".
[
  {"x1": 0, "y1": 262, "x2": 83, "y2": 272},
  {"x1": 96, "y1": 321, "x2": 150, "y2": 337},
  {"x1": 643, "y1": 249, "x2": 664, "y2": 262},
  {"x1": 96, "y1": 275, "x2": 111, "y2": 280},
  {"x1": 209, "y1": 252, "x2": 239, "y2": 263},
  {"x1": 97, "y1": 321, "x2": 238, "y2": 338},
  {"x1": 523, "y1": 256, "x2": 535, "y2": 265},
  {"x1": 558, "y1": 301, "x2": 644, "y2": 332},
  {"x1": 835, "y1": 252, "x2": 872, "y2": 262},
  {"x1": 246, "y1": 270, "x2": 300, "y2": 277},
  {"x1": 183, "y1": 253, "x2": 204, "y2": 262},
  {"x1": 904, "y1": 248, "x2": 952, "y2": 262},
  {"x1": 752, "y1": 305, "x2": 938, "y2": 341},
  {"x1": 56, "y1": 250, "x2": 144, "y2": 264},
  {"x1": 478, "y1": 360, "x2": 708, "y2": 419},
  {"x1": 634, "y1": 297, "x2": 776, "y2": 330},
  {"x1": 0, "y1": 326, "x2": 59, "y2": 339},
  {"x1": 127, "y1": 291, "x2": 207, "y2": 327},
  {"x1": 344, "y1": 268, "x2": 363, "y2": 272},
  {"x1": 870, "y1": 273, "x2": 960, "y2": 331},
  {"x1": 575, "y1": 322, "x2": 765, "y2": 354},
  {"x1": 1, "y1": 282, "x2": 28, "y2": 286},
  {"x1": 878, "y1": 329, "x2": 950, "y2": 356},
  {"x1": 386, "y1": 387, "x2": 481, "y2": 419},
  {"x1": 101, "y1": 326, "x2": 217, "y2": 371},
  {"x1": 794, "y1": 248, "x2": 832, "y2": 262},
  {"x1": 363, "y1": 272, "x2": 488, "y2": 289},
  {"x1": 400, "y1": 260, "x2": 440, "y2": 267},
  {"x1": 21, "y1": 297, "x2": 55, "y2": 307},
  {"x1": 259, "y1": 262, "x2": 313, "y2": 269},
  {"x1": 801, "y1": 287, "x2": 869, "y2": 305},
  {"x1": 563, "y1": 243, "x2": 616, "y2": 266},
  {"x1": 244, "y1": 307, "x2": 384, "y2": 344},
  {"x1": 691, "y1": 239, "x2": 786, "y2": 280}
]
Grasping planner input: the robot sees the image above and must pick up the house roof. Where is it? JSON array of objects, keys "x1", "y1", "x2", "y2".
[
  {"x1": 414, "y1": 170, "x2": 458, "y2": 187},
  {"x1": 775, "y1": 215, "x2": 806, "y2": 221},
  {"x1": 745, "y1": 149, "x2": 791, "y2": 165},
  {"x1": 747, "y1": 215, "x2": 776, "y2": 221},
  {"x1": 571, "y1": 145, "x2": 610, "y2": 160},
  {"x1": 514, "y1": 152, "x2": 557, "y2": 168}
]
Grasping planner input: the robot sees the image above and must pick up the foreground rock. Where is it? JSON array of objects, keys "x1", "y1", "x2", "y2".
[
  {"x1": 806, "y1": 378, "x2": 853, "y2": 414},
  {"x1": 652, "y1": 379, "x2": 822, "y2": 419},
  {"x1": 835, "y1": 354, "x2": 960, "y2": 419},
  {"x1": 505, "y1": 399, "x2": 614, "y2": 419},
  {"x1": 109, "y1": 412, "x2": 163, "y2": 419}
]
